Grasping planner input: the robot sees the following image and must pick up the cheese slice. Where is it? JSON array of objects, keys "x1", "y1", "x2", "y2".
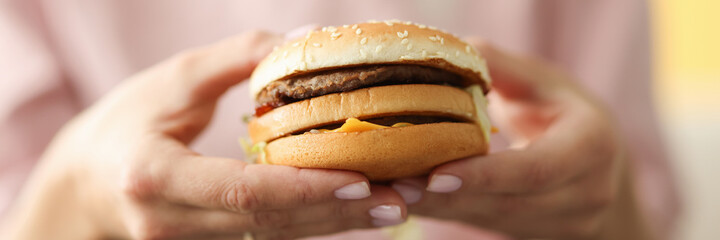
[{"x1": 316, "y1": 118, "x2": 413, "y2": 133}]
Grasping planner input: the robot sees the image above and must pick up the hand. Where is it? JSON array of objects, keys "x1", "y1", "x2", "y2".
[
  {"x1": 392, "y1": 39, "x2": 649, "y2": 239},
  {"x1": 4, "y1": 31, "x2": 407, "y2": 240}
]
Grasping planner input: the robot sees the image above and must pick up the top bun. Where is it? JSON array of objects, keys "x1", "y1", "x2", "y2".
[{"x1": 249, "y1": 20, "x2": 491, "y2": 99}]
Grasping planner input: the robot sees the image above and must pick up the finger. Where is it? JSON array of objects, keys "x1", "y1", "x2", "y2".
[
  {"x1": 154, "y1": 186, "x2": 405, "y2": 238},
  {"x1": 199, "y1": 185, "x2": 406, "y2": 233},
  {"x1": 123, "y1": 137, "x2": 374, "y2": 211},
  {"x1": 277, "y1": 185, "x2": 407, "y2": 228},
  {"x1": 122, "y1": 31, "x2": 283, "y2": 143},
  {"x1": 156, "y1": 30, "x2": 283, "y2": 102},
  {"x1": 158, "y1": 158, "x2": 374, "y2": 213},
  {"x1": 427, "y1": 107, "x2": 612, "y2": 194},
  {"x1": 413, "y1": 167, "x2": 613, "y2": 219},
  {"x1": 253, "y1": 186, "x2": 407, "y2": 239}
]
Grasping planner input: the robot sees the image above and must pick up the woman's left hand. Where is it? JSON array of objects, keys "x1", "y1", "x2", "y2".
[{"x1": 392, "y1": 39, "x2": 649, "y2": 240}]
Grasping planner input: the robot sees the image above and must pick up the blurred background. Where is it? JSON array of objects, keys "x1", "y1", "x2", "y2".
[{"x1": 651, "y1": 0, "x2": 720, "y2": 239}]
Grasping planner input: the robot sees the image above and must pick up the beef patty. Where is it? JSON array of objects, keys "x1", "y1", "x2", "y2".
[{"x1": 255, "y1": 65, "x2": 472, "y2": 108}]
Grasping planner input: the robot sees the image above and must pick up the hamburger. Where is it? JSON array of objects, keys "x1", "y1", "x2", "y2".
[{"x1": 245, "y1": 20, "x2": 492, "y2": 181}]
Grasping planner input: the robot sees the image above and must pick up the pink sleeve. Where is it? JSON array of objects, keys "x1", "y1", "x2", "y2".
[{"x1": 0, "y1": 0, "x2": 80, "y2": 218}]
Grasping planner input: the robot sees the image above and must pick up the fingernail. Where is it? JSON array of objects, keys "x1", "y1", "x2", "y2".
[
  {"x1": 372, "y1": 218, "x2": 406, "y2": 227},
  {"x1": 369, "y1": 205, "x2": 403, "y2": 221},
  {"x1": 284, "y1": 24, "x2": 319, "y2": 40},
  {"x1": 426, "y1": 174, "x2": 462, "y2": 193},
  {"x1": 334, "y1": 182, "x2": 371, "y2": 200},
  {"x1": 392, "y1": 182, "x2": 422, "y2": 204}
]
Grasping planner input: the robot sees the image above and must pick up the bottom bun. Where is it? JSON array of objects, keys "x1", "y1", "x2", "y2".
[{"x1": 264, "y1": 122, "x2": 488, "y2": 181}]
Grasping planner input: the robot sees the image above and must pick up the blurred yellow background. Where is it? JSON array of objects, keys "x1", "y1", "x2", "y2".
[{"x1": 651, "y1": 0, "x2": 720, "y2": 239}]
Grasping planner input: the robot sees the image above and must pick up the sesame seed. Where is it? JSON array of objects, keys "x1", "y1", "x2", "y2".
[
  {"x1": 271, "y1": 55, "x2": 278, "y2": 62},
  {"x1": 327, "y1": 26, "x2": 337, "y2": 32},
  {"x1": 428, "y1": 26, "x2": 437, "y2": 30},
  {"x1": 422, "y1": 50, "x2": 427, "y2": 58},
  {"x1": 404, "y1": 21, "x2": 412, "y2": 25},
  {"x1": 356, "y1": 29, "x2": 362, "y2": 35},
  {"x1": 465, "y1": 45, "x2": 472, "y2": 53},
  {"x1": 368, "y1": 19, "x2": 379, "y2": 23},
  {"x1": 331, "y1": 32, "x2": 342, "y2": 40},
  {"x1": 292, "y1": 42, "x2": 300, "y2": 47},
  {"x1": 397, "y1": 30, "x2": 408, "y2": 38},
  {"x1": 384, "y1": 20, "x2": 394, "y2": 26},
  {"x1": 313, "y1": 43, "x2": 322, "y2": 47},
  {"x1": 321, "y1": 27, "x2": 327, "y2": 32},
  {"x1": 401, "y1": 38, "x2": 409, "y2": 44},
  {"x1": 360, "y1": 37, "x2": 368, "y2": 45},
  {"x1": 406, "y1": 44, "x2": 413, "y2": 50},
  {"x1": 436, "y1": 51, "x2": 445, "y2": 56},
  {"x1": 359, "y1": 49, "x2": 367, "y2": 59},
  {"x1": 376, "y1": 45, "x2": 383, "y2": 53},
  {"x1": 440, "y1": 38, "x2": 445, "y2": 45},
  {"x1": 351, "y1": 24, "x2": 358, "y2": 29},
  {"x1": 429, "y1": 36, "x2": 437, "y2": 41},
  {"x1": 342, "y1": 24, "x2": 349, "y2": 28},
  {"x1": 418, "y1": 24, "x2": 427, "y2": 29}
]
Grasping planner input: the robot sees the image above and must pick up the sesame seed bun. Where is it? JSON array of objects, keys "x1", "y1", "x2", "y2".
[
  {"x1": 246, "y1": 20, "x2": 491, "y2": 181},
  {"x1": 249, "y1": 20, "x2": 491, "y2": 99}
]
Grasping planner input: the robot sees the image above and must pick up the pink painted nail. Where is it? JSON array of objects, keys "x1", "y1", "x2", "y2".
[
  {"x1": 369, "y1": 205, "x2": 403, "y2": 221},
  {"x1": 426, "y1": 174, "x2": 462, "y2": 193},
  {"x1": 334, "y1": 182, "x2": 371, "y2": 200},
  {"x1": 392, "y1": 182, "x2": 422, "y2": 204}
]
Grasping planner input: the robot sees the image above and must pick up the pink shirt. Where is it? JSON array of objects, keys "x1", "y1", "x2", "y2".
[{"x1": 0, "y1": 0, "x2": 679, "y2": 239}]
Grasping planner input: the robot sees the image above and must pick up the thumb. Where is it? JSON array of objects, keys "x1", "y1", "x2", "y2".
[{"x1": 126, "y1": 30, "x2": 283, "y2": 143}]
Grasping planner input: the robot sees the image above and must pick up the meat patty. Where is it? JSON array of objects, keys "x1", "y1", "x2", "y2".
[{"x1": 256, "y1": 65, "x2": 471, "y2": 108}]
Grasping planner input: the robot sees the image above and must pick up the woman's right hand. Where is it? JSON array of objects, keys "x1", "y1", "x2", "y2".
[{"x1": 3, "y1": 31, "x2": 407, "y2": 240}]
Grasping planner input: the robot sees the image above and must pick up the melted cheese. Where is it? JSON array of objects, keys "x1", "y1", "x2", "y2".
[{"x1": 317, "y1": 118, "x2": 413, "y2": 133}]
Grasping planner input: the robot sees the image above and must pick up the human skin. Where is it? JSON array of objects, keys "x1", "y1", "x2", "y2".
[
  {"x1": 0, "y1": 31, "x2": 409, "y2": 240},
  {"x1": 391, "y1": 38, "x2": 652, "y2": 240}
]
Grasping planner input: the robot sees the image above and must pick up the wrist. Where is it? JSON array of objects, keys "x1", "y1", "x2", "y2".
[
  {"x1": 3, "y1": 155, "x2": 98, "y2": 239},
  {"x1": 598, "y1": 156, "x2": 653, "y2": 240}
]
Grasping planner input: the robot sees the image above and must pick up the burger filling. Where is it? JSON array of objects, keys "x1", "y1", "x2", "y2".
[
  {"x1": 250, "y1": 64, "x2": 492, "y2": 144},
  {"x1": 255, "y1": 64, "x2": 475, "y2": 114},
  {"x1": 299, "y1": 116, "x2": 463, "y2": 135}
]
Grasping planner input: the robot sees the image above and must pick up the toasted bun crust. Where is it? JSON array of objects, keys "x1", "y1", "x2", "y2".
[
  {"x1": 248, "y1": 84, "x2": 477, "y2": 143},
  {"x1": 249, "y1": 20, "x2": 491, "y2": 99},
  {"x1": 264, "y1": 122, "x2": 488, "y2": 181}
]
